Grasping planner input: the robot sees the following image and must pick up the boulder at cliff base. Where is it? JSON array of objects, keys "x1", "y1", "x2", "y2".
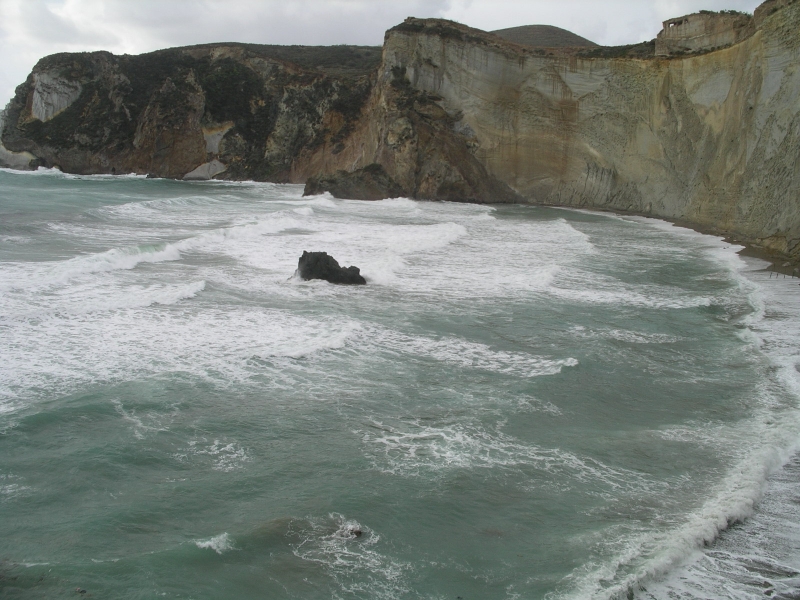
[
  {"x1": 296, "y1": 251, "x2": 367, "y2": 285},
  {"x1": 303, "y1": 164, "x2": 405, "y2": 200}
]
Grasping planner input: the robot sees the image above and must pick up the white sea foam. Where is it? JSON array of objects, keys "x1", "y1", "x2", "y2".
[
  {"x1": 0, "y1": 166, "x2": 64, "y2": 177},
  {"x1": 0, "y1": 210, "x2": 306, "y2": 294},
  {"x1": 571, "y1": 326, "x2": 686, "y2": 345},
  {"x1": 179, "y1": 439, "x2": 251, "y2": 472},
  {"x1": 0, "y1": 306, "x2": 361, "y2": 403},
  {"x1": 361, "y1": 420, "x2": 648, "y2": 493},
  {"x1": 0, "y1": 166, "x2": 147, "y2": 179},
  {"x1": 96, "y1": 195, "x2": 231, "y2": 224},
  {"x1": 555, "y1": 437, "x2": 799, "y2": 600},
  {"x1": 0, "y1": 244, "x2": 182, "y2": 293},
  {"x1": 514, "y1": 396, "x2": 563, "y2": 416},
  {"x1": 549, "y1": 276, "x2": 714, "y2": 310},
  {"x1": 0, "y1": 474, "x2": 31, "y2": 501},
  {"x1": 638, "y1": 458, "x2": 800, "y2": 600},
  {"x1": 0, "y1": 236, "x2": 31, "y2": 244},
  {"x1": 2, "y1": 280, "x2": 205, "y2": 321},
  {"x1": 290, "y1": 514, "x2": 411, "y2": 599},
  {"x1": 628, "y1": 263, "x2": 800, "y2": 600},
  {"x1": 112, "y1": 399, "x2": 176, "y2": 440},
  {"x1": 358, "y1": 327, "x2": 578, "y2": 379},
  {"x1": 194, "y1": 533, "x2": 235, "y2": 554},
  {"x1": 297, "y1": 192, "x2": 339, "y2": 208}
]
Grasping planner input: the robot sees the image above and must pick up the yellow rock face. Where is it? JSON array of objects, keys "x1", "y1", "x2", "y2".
[{"x1": 366, "y1": 6, "x2": 800, "y2": 258}]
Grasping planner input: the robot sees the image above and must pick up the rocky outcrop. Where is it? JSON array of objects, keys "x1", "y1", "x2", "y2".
[
  {"x1": 0, "y1": 110, "x2": 36, "y2": 170},
  {"x1": 296, "y1": 251, "x2": 367, "y2": 285},
  {"x1": 0, "y1": 45, "x2": 379, "y2": 180},
  {"x1": 353, "y1": 1, "x2": 799, "y2": 259},
  {"x1": 304, "y1": 163, "x2": 405, "y2": 200},
  {"x1": 656, "y1": 11, "x2": 753, "y2": 57},
  {"x1": 0, "y1": 37, "x2": 523, "y2": 203},
  {"x1": 129, "y1": 73, "x2": 206, "y2": 179},
  {"x1": 292, "y1": 57, "x2": 524, "y2": 203}
]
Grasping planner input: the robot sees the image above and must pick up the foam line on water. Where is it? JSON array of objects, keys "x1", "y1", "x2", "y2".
[
  {"x1": 361, "y1": 419, "x2": 653, "y2": 494},
  {"x1": 356, "y1": 326, "x2": 578, "y2": 379},
  {"x1": 555, "y1": 433, "x2": 800, "y2": 600},
  {"x1": 0, "y1": 244, "x2": 182, "y2": 293},
  {"x1": 549, "y1": 272, "x2": 714, "y2": 310},
  {"x1": 1, "y1": 280, "x2": 206, "y2": 321},
  {"x1": 571, "y1": 326, "x2": 686, "y2": 345},
  {"x1": 0, "y1": 213, "x2": 304, "y2": 293},
  {"x1": 552, "y1": 224, "x2": 800, "y2": 600},
  {"x1": 0, "y1": 167, "x2": 68, "y2": 177},
  {"x1": 0, "y1": 166, "x2": 152, "y2": 179}
]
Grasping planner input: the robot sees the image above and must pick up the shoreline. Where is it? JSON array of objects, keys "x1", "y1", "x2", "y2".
[
  {"x1": 2, "y1": 165, "x2": 798, "y2": 276},
  {"x1": 540, "y1": 202, "x2": 800, "y2": 276}
]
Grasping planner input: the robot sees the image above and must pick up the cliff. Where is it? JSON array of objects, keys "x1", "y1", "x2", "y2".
[
  {"x1": 363, "y1": 0, "x2": 799, "y2": 259},
  {"x1": 2, "y1": 0, "x2": 800, "y2": 258},
  {"x1": 0, "y1": 44, "x2": 380, "y2": 181}
]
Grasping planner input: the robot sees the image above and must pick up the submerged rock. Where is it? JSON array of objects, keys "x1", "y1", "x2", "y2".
[
  {"x1": 304, "y1": 163, "x2": 405, "y2": 200},
  {"x1": 296, "y1": 251, "x2": 366, "y2": 285}
]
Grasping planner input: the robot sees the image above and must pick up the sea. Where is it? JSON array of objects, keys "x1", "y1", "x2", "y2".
[{"x1": 1, "y1": 167, "x2": 799, "y2": 600}]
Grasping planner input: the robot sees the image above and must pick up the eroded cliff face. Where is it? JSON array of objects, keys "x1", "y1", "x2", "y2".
[
  {"x1": 0, "y1": 44, "x2": 378, "y2": 180},
  {"x1": 2, "y1": 1, "x2": 799, "y2": 256},
  {"x1": 351, "y1": 0, "x2": 800, "y2": 257},
  {"x1": 292, "y1": 54, "x2": 521, "y2": 203}
]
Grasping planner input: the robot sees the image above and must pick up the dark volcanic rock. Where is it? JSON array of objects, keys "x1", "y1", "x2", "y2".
[
  {"x1": 296, "y1": 251, "x2": 367, "y2": 285},
  {"x1": 304, "y1": 163, "x2": 405, "y2": 200},
  {"x1": 0, "y1": 45, "x2": 378, "y2": 179}
]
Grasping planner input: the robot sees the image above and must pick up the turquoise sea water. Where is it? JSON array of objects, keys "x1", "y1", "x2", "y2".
[{"x1": 1, "y1": 168, "x2": 799, "y2": 599}]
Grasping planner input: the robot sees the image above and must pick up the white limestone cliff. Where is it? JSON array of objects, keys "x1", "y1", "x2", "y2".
[
  {"x1": 31, "y1": 71, "x2": 82, "y2": 122},
  {"x1": 374, "y1": 1, "x2": 800, "y2": 258}
]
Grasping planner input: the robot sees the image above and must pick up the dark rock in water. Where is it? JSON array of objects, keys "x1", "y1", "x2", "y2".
[
  {"x1": 303, "y1": 163, "x2": 405, "y2": 200},
  {"x1": 297, "y1": 251, "x2": 366, "y2": 285}
]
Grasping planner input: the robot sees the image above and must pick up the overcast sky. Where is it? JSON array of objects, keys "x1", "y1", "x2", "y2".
[{"x1": 0, "y1": 0, "x2": 764, "y2": 107}]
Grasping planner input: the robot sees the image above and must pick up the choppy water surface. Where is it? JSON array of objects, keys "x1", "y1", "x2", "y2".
[{"x1": 1, "y1": 169, "x2": 798, "y2": 599}]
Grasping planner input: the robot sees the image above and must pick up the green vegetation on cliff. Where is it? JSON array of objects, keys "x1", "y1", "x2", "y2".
[{"x1": 1, "y1": 43, "x2": 380, "y2": 180}]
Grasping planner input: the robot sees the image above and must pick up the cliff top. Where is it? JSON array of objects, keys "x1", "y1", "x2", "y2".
[
  {"x1": 491, "y1": 25, "x2": 598, "y2": 48},
  {"x1": 32, "y1": 43, "x2": 383, "y2": 81},
  {"x1": 390, "y1": 17, "x2": 653, "y2": 59},
  {"x1": 389, "y1": 18, "x2": 585, "y2": 58},
  {"x1": 147, "y1": 43, "x2": 383, "y2": 78}
]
